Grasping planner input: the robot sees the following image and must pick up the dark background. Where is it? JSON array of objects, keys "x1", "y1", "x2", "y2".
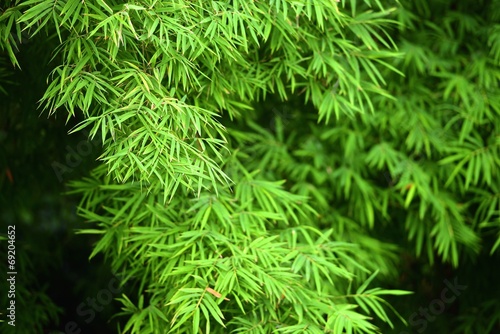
[{"x1": 0, "y1": 34, "x2": 122, "y2": 333}]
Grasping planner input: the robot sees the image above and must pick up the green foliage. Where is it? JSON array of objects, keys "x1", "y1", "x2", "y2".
[{"x1": 1, "y1": 0, "x2": 499, "y2": 333}]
